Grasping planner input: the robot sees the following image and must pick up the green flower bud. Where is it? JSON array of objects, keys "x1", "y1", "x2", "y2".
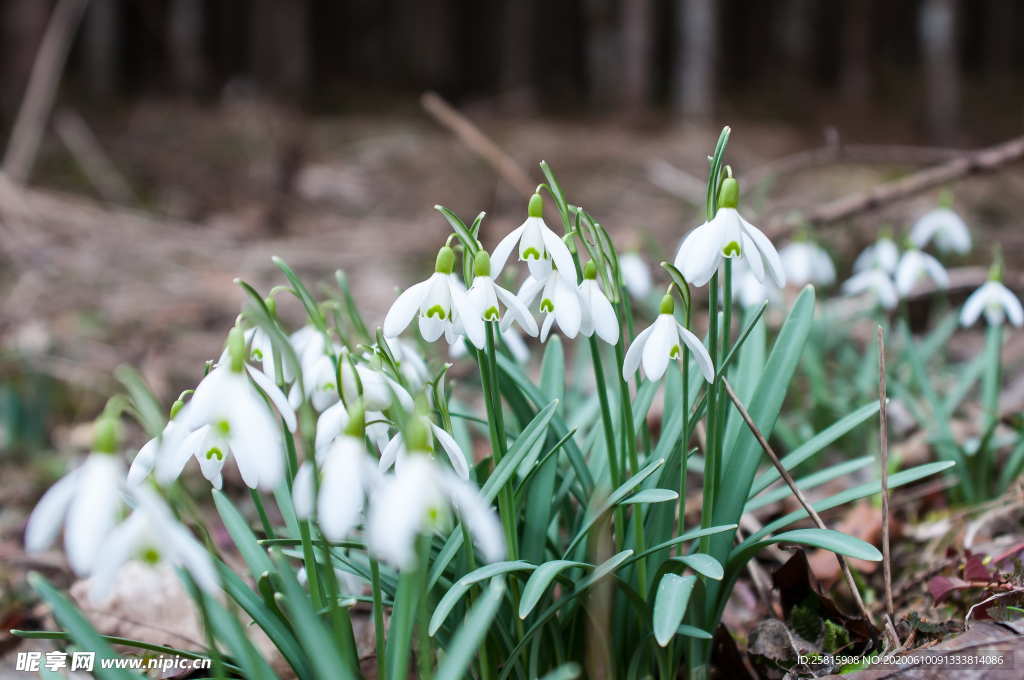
[
  {"x1": 474, "y1": 250, "x2": 491, "y2": 278},
  {"x1": 659, "y1": 294, "x2": 675, "y2": 315},
  {"x1": 718, "y1": 177, "x2": 739, "y2": 209},
  {"x1": 528, "y1": 193, "x2": 544, "y2": 218},
  {"x1": 583, "y1": 261, "x2": 598, "y2": 280},
  {"x1": 343, "y1": 399, "x2": 366, "y2": 438},
  {"x1": 434, "y1": 246, "x2": 455, "y2": 275},
  {"x1": 169, "y1": 399, "x2": 185, "y2": 420},
  {"x1": 93, "y1": 416, "x2": 121, "y2": 454},
  {"x1": 265, "y1": 296, "x2": 277, "y2": 317},
  {"x1": 989, "y1": 246, "x2": 1004, "y2": 282},
  {"x1": 406, "y1": 414, "x2": 432, "y2": 453},
  {"x1": 227, "y1": 327, "x2": 246, "y2": 373}
]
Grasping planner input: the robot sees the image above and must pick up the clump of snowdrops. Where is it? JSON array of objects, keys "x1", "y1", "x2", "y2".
[{"x1": 24, "y1": 126, "x2": 1019, "y2": 679}]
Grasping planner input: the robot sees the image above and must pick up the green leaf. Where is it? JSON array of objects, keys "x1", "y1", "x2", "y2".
[
  {"x1": 518, "y1": 560, "x2": 587, "y2": 619},
  {"x1": 671, "y1": 553, "x2": 723, "y2": 580},
  {"x1": 202, "y1": 592, "x2": 278, "y2": 680},
  {"x1": 538, "y1": 663, "x2": 582, "y2": 680},
  {"x1": 741, "y1": 528, "x2": 882, "y2": 563},
  {"x1": 114, "y1": 366, "x2": 165, "y2": 437},
  {"x1": 213, "y1": 489, "x2": 274, "y2": 579},
  {"x1": 429, "y1": 561, "x2": 534, "y2": 635},
  {"x1": 677, "y1": 624, "x2": 713, "y2": 640},
  {"x1": 746, "y1": 456, "x2": 875, "y2": 512},
  {"x1": 272, "y1": 256, "x2": 327, "y2": 332},
  {"x1": 653, "y1": 573, "x2": 697, "y2": 646},
  {"x1": 621, "y1": 488, "x2": 678, "y2": 505},
  {"x1": 28, "y1": 573, "x2": 140, "y2": 679},
  {"x1": 435, "y1": 577, "x2": 506, "y2": 680},
  {"x1": 435, "y1": 205, "x2": 480, "y2": 256}
]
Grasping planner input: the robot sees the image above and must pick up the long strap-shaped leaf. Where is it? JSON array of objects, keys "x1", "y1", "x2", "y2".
[
  {"x1": 435, "y1": 577, "x2": 507, "y2": 680},
  {"x1": 429, "y1": 560, "x2": 534, "y2": 635},
  {"x1": 653, "y1": 573, "x2": 697, "y2": 647}
]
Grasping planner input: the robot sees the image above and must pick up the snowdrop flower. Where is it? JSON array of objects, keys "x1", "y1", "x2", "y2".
[
  {"x1": 732, "y1": 259, "x2": 781, "y2": 309},
  {"x1": 338, "y1": 351, "x2": 414, "y2": 413},
  {"x1": 378, "y1": 415, "x2": 470, "y2": 479},
  {"x1": 514, "y1": 258, "x2": 582, "y2": 342},
  {"x1": 622, "y1": 295, "x2": 714, "y2": 383},
  {"x1": 25, "y1": 416, "x2": 124, "y2": 576},
  {"x1": 384, "y1": 246, "x2": 486, "y2": 349},
  {"x1": 467, "y1": 251, "x2": 538, "y2": 336},
  {"x1": 88, "y1": 485, "x2": 218, "y2": 604},
  {"x1": 490, "y1": 192, "x2": 576, "y2": 280},
  {"x1": 127, "y1": 394, "x2": 192, "y2": 486},
  {"x1": 853, "y1": 236, "x2": 899, "y2": 274},
  {"x1": 161, "y1": 327, "x2": 296, "y2": 491},
  {"x1": 578, "y1": 261, "x2": 619, "y2": 344},
  {"x1": 675, "y1": 177, "x2": 785, "y2": 288},
  {"x1": 841, "y1": 269, "x2": 899, "y2": 310},
  {"x1": 779, "y1": 241, "x2": 836, "y2": 286},
  {"x1": 294, "y1": 404, "x2": 380, "y2": 542},
  {"x1": 367, "y1": 418, "x2": 503, "y2": 570},
  {"x1": 911, "y1": 206, "x2": 971, "y2": 255},
  {"x1": 618, "y1": 252, "x2": 652, "y2": 299},
  {"x1": 895, "y1": 247, "x2": 949, "y2": 297},
  {"x1": 961, "y1": 260, "x2": 1022, "y2": 327},
  {"x1": 450, "y1": 326, "x2": 530, "y2": 363},
  {"x1": 383, "y1": 336, "x2": 429, "y2": 390}
]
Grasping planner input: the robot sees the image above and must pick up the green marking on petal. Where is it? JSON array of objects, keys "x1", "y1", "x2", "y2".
[
  {"x1": 722, "y1": 241, "x2": 741, "y2": 257},
  {"x1": 140, "y1": 547, "x2": 161, "y2": 564},
  {"x1": 322, "y1": 382, "x2": 336, "y2": 392},
  {"x1": 523, "y1": 247, "x2": 541, "y2": 260},
  {"x1": 216, "y1": 419, "x2": 231, "y2": 436},
  {"x1": 540, "y1": 298, "x2": 555, "y2": 313},
  {"x1": 484, "y1": 306, "x2": 500, "y2": 321},
  {"x1": 426, "y1": 304, "x2": 447, "y2": 319},
  {"x1": 206, "y1": 446, "x2": 224, "y2": 461},
  {"x1": 251, "y1": 348, "x2": 264, "y2": 361},
  {"x1": 669, "y1": 345, "x2": 681, "y2": 359}
]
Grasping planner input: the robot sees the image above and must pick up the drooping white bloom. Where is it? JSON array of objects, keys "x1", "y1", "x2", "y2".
[
  {"x1": 895, "y1": 248, "x2": 949, "y2": 297},
  {"x1": 622, "y1": 295, "x2": 714, "y2": 383},
  {"x1": 25, "y1": 449, "x2": 124, "y2": 576},
  {"x1": 490, "y1": 192, "x2": 576, "y2": 280},
  {"x1": 88, "y1": 485, "x2": 218, "y2": 603},
  {"x1": 383, "y1": 246, "x2": 486, "y2": 349},
  {"x1": 378, "y1": 419, "x2": 471, "y2": 480},
  {"x1": 853, "y1": 236, "x2": 899, "y2": 274},
  {"x1": 514, "y1": 259, "x2": 582, "y2": 342},
  {"x1": 466, "y1": 251, "x2": 538, "y2": 337},
  {"x1": 911, "y1": 207, "x2": 971, "y2": 254},
  {"x1": 161, "y1": 328, "x2": 296, "y2": 491},
  {"x1": 618, "y1": 252, "x2": 652, "y2": 299},
  {"x1": 578, "y1": 261, "x2": 619, "y2": 344},
  {"x1": 674, "y1": 177, "x2": 785, "y2": 288},
  {"x1": 338, "y1": 354, "x2": 414, "y2": 413},
  {"x1": 961, "y1": 280, "x2": 1023, "y2": 327},
  {"x1": 367, "y1": 454, "x2": 503, "y2": 570},
  {"x1": 841, "y1": 269, "x2": 899, "y2": 310},
  {"x1": 383, "y1": 336, "x2": 429, "y2": 390},
  {"x1": 779, "y1": 241, "x2": 836, "y2": 286},
  {"x1": 294, "y1": 434, "x2": 379, "y2": 542},
  {"x1": 731, "y1": 259, "x2": 781, "y2": 309}
]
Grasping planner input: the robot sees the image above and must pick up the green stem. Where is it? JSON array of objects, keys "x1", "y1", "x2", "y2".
[
  {"x1": 701, "y1": 272, "x2": 720, "y2": 553},
  {"x1": 480, "y1": 323, "x2": 518, "y2": 559},
  {"x1": 613, "y1": 339, "x2": 646, "y2": 595},
  {"x1": 589, "y1": 336, "x2": 626, "y2": 545},
  {"x1": 370, "y1": 558, "x2": 387, "y2": 669},
  {"x1": 250, "y1": 489, "x2": 276, "y2": 540},
  {"x1": 981, "y1": 322, "x2": 1003, "y2": 496}
]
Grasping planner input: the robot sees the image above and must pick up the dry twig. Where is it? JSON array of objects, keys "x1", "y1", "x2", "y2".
[{"x1": 878, "y1": 326, "x2": 900, "y2": 648}]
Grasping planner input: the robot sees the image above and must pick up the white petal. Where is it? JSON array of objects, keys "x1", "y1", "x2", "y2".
[
  {"x1": 24, "y1": 467, "x2": 81, "y2": 553},
  {"x1": 552, "y1": 277, "x2": 581, "y2": 338},
  {"x1": 384, "y1": 375, "x2": 416, "y2": 412},
  {"x1": 678, "y1": 324, "x2": 715, "y2": 383},
  {"x1": 502, "y1": 328, "x2": 530, "y2": 362},
  {"x1": 740, "y1": 232, "x2": 766, "y2": 283},
  {"x1": 960, "y1": 284, "x2": 988, "y2": 327},
  {"x1": 451, "y1": 278, "x2": 486, "y2": 349},
  {"x1": 622, "y1": 323, "x2": 655, "y2": 380},
  {"x1": 618, "y1": 253, "x2": 652, "y2": 298},
  {"x1": 490, "y1": 224, "x2": 525, "y2": 278},
  {"x1": 496, "y1": 284, "x2": 538, "y2": 336},
  {"x1": 741, "y1": 220, "x2": 786, "y2": 288},
  {"x1": 318, "y1": 438, "x2": 366, "y2": 541},
  {"x1": 88, "y1": 513, "x2": 147, "y2": 603},
  {"x1": 540, "y1": 312, "x2": 556, "y2": 343},
  {"x1": 293, "y1": 462, "x2": 315, "y2": 519},
  {"x1": 315, "y1": 400, "x2": 349, "y2": 452},
  {"x1": 383, "y1": 279, "x2": 431, "y2": 338},
  {"x1": 641, "y1": 315, "x2": 676, "y2": 381},
  {"x1": 539, "y1": 221, "x2": 578, "y2": 280},
  {"x1": 127, "y1": 437, "x2": 158, "y2": 486},
  {"x1": 440, "y1": 473, "x2": 505, "y2": 563},
  {"x1": 166, "y1": 522, "x2": 219, "y2": 594},
  {"x1": 584, "y1": 281, "x2": 619, "y2": 345},
  {"x1": 66, "y1": 454, "x2": 123, "y2": 575},
  {"x1": 247, "y1": 366, "x2": 297, "y2": 432},
  {"x1": 229, "y1": 395, "x2": 284, "y2": 490},
  {"x1": 675, "y1": 221, "x2": 722, "y2": 287},
  {"x1": 431, "y1": 424, "x2": 470, "y2": 479},
  {"x1": 997, "y1": 282, "x2": 1024, "y2": 327},
  {"x1": 156, "y1": 425, "x2": 206, "y2": 484},
  {"x1": 379, "y1": 433, "x2": 404, "y2": 472}
]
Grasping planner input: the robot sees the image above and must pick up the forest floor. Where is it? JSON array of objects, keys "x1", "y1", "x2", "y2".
[{"x1": 3, "y1": 99, "x2": 1024, "y2": 677}]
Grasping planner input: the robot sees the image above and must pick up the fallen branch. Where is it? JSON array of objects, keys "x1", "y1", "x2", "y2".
[
  {"x1": 55, "y1": 109, "x2": 137, "y2": 204},
  {"x1": 764, "y1": 134, "x2": 1024, "y2": 237},
  {"x1": 420, "y1": 91, "x2": 535, "y2": 197},
  {"x1": 878, "y1": 326, "x2": 900, "y2": 648}
]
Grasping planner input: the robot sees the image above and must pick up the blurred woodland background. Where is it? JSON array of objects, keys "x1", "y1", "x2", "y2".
[{"x1": 3, "y1": 0, "x2": 1024, "y2": 451}]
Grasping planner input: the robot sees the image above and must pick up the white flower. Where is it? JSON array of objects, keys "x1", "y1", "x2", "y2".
[
  {"x1": 449, "y1": 326, "x2": 530, "y2": 363},
  {"x1": 618, "y1": 252, "x2": 652, "y2": 299},
  {"x1": 383, "y1": 336, "x2": 429, "y2": 389},
  {"x1": 338, "y1": 355, "x2": 414, "y2": 413},
  {"x1": 294, "y1": 434, "x2": 379, "y2": 542},
  {"x1": 622, "y1": 295, "x2": 714, "y2": 383},
  {"x1": 674, "y1": 178, "x2": 785, "y2": 288},
  {"x1": 367, "y1": 455, "x2": 503, "y2": 570},
  {"x1": 467, "y1": 277, "x2": 538, "y2": 337},
  {"x1": 578, "y1": 262, "x2": 619, "y2": 344},
  {"x1": 514, "y1": 259, "x2": 582, "y2": 342},
  {"x1": 490, "y1": 193, "x2": 576, "y2": 280},
  {"x1": 383, "y1": 246, "x2": 486, "y2": 349},
  {"x1": 911, "y1": 207, "x2": 971, "y2": 254},
  {"x1": 378, "y1": 420, "x2": 471, "y2": 480},
  {"x1": 853, "y1": 237, "x2": 899, "y2": 274},
  {"x1": 163, "y1": 330, "x2": 296, "y2": 491},
  {"x1": 732, "y1": 258, "x2": 781, "y2": 309},
  {"x1": 779, "y1": 241, "x2": 835, "y2": 286},
  {"x1": 895, "y1": 248, "x2": 949, "y2": 297},
  {"x1": 961, "y1": 280, "x2": 1023, "y2": 327},
  {"x1": 25, "y1": 451, "x2": 124, "y2": 576},
  {"x1": 88, "y1": 485, "x2": 218, "y2": 603},
  {"x1": 841, "y1": 269, "x2": 899, "y2": 310}
]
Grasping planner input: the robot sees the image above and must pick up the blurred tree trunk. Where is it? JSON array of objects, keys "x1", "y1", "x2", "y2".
[
  {"x1": 983, "y1": 0, "x2": 1013, "y2": 78},
  {"x1": 167, "y1": 0, "x2": 205, "y2": 94},
  {"x1": 621, "y1": 0, "x2": 652, "y2": 114},
  {"x1": 919, "y1": 0, "x2": 960, "y2": 144},
  {"x1": 583, "y1": 0, "x2": 620, "y2": 108},
  {"x1": 841, "y1": 0, "x2": 871, "y2": 107},
  {"x1": 407, "y1": 0, "x2": 453, "y2": 88},
  {"x1": 674, "y1": 0, "x2": 717, "y2": 118},
  {"x1": 82, "y1": 0, "x2": 118, "y2": 98},
  {"x1": 500, "y1": 0, "x2": 533, "y2": 111},
  {"x1": 1, "y1": 0, "x2": 51, "y2": 119},
  {"x1": 250, "y1": 0, "x2": 309, "y2": 101}
]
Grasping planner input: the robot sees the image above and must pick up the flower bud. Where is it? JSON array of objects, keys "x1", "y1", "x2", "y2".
[
  {"x1": 343, "y1": 399, "x2": 366, "y2": 438},
  {"x1": 406, "y1": 413, "x2": 432, "y2": 453},
  {"x1": 583, "y1": 261, "x2": 598, "y2": 280},
  {"x1": 93, "y1": 415, "x2": 122, "y2": 454},
  {"x1": 989, "y1": 246, "x2": 1004, "y2": 282},
  {"x1": 226, "y1": 327, "x2": 247, "y2": 372},
  {"x1": 474, "y1": 250, "x2": 491, "y2": 278},
  {"x1": 435, "y1": 246, "x2": 455, "y2": 275},
  {"x1": 528, "y1": 193, "x2": 544, "y2": 218},
  {"x1": 659, "y1": 294, "x2": 675, "y2": 315},
  {"x1": 718, "y1": 177, "x2": 739, "y2": 210}
]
